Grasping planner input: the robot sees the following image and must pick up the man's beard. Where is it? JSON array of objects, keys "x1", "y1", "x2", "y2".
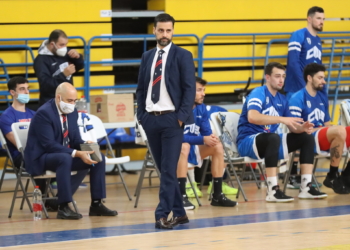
[
  {"x1": 157, "y1": 38, "x2": 171, "y2": 47},
  {"x1": 312, "y1": 24, "x2": 323, "y2": 32}
]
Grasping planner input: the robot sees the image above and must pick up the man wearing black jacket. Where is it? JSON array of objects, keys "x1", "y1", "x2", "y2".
[{"x1": 34, "y1": 29, "x2": 84, "y2": 106}]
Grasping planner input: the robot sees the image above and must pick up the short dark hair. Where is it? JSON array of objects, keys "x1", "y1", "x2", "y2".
[
  {"x1": 195, "y1": 76, "x2": 207, "y2": 86},
  {"x1": 154, "y1": 13, "x2": 175, "y2": 27},
  {"x1": 307, "y1": 6, "x2": 324, "y2": 17},
  {"x1": 303, "y1": 63, "x2": 326, "y2": 82},
  {"x1": 7, "y1": 76, "x2": 28, "y2": 91},
  {"x1": 48, "y1": 29, "x2": 68, "y2": 43},
  {"x1": 264, "y1": 62, "x2": 286, "y2": 75}
]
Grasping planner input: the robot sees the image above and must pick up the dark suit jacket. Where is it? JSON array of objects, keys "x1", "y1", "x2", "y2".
[
  {"x1": 24, "y1": 99, "x2": 84, "y2": 176},
  {"x1": 136, "y1": 44, "x2": 196, "y2": 124}
]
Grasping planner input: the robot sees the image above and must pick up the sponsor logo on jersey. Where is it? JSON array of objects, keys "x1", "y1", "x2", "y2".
[
  {"x1": 320, "y1": 103, "x2": 324, "y2": 105},
  {"x1": 307, "y1": 101, "x2": 311, "y2": 108},
  {"x1": 266, "y1": 97, "x2": 269, "y2": 104},
  {"x1": 262, "y1": 106, "x2": 279, "y2": 117},
  {"x1": 277, "y1": 104, "x2": 282, "y2": 106},
  {"x1": 307, "y1": 37, "x2": 311, "y2": 45},
  {"x1": 308, "y1": 108, "x2": 325, "y2": 123},
  {"x1": 184, "y1": 124, "x2": 200, "y2": 135},
  {"x1": 306, "y1": 46, "x2": 322, "y2": 60}
]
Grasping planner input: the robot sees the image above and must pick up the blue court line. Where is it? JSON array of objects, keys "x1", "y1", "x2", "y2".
[{"x1": 1, "y1": 205, "x2": 350, "y2": 247}]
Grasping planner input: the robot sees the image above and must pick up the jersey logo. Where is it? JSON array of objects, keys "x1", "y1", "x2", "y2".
[
  {"x1": 262, "y1": 106, "x2": 279, "y2": 117},
  {"x1": 308, "y1": 108, "x2": 325, "y2": 123},
  {"x1": 307, "y1": 101, "x2": 311, "y2": 108},
  {"x1": 184, "y1": 124, "x2": 200, "y2": 135},
  {"x1": 266, "y1": 97, "x2": 269, "y2": 104},
  {"x1": 306, "y1": 46, "x2": 322, "y2": 60},
  {"x1": 307, "y1": 37, "x2": 311, "y2": 44},
  {"x1": 277, "y1": 104, "x2": 282, "y2": 106}
]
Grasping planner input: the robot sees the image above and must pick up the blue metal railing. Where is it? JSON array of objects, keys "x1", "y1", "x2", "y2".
[
  {"x1": 0, "y1": 32, "x2": 350, "y2": 115},
  {"x1": 84, "y1": 34, "x2": 200, "y2": 102}
]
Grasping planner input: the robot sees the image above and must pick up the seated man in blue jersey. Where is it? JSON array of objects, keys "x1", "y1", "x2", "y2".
[
  {"x1": 237, "y1": 62, "x2": 327, "y2": 202},
  {"x1": 177, "y1": 77, "x2": 237, "y2": 209},
  {"x1": 289, "y1": 63, "x2": 350, "y2": 194}
]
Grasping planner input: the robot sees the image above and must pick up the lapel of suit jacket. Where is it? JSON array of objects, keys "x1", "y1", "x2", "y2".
[
  {"x1": 165, "y1": 44, "x2": 176, "y2": 87},
  {"x1": 50, "y1": 99, "x2": 63, "y2": 139},
  {"x1": 145, "y1": 48, "x2": 157, "y2": 89}
]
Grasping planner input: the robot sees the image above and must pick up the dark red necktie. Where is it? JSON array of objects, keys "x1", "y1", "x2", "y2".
[
  {"x1": 62, "y1": 114, "x2": 70, "y2": 148},
  {"x1": 151, "y1": 49, "x2": 165, "y2": 104}
]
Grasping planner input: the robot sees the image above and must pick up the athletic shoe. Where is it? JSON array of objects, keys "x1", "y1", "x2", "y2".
[
  {"x1": 182, "y1": 195, "x2": 195, "y2": 210},
  {"x1": 222, "y1": 182, "x2": 238, "y2": 195},
  {"x1": 207, "y1": 181, "x2": 239, "y2": 195},
  {"x1": 266, "y1": 185, "x2": 294, "y2": 203},
  {"x1": 287, "y1": 175, "x2": 322, "y2": 189},
  {"x1": 287, "y1": 176, "x2": 301, "y2": 189},
  {"x1": 298, "y1": 183, "x2": 328, "y2": 199},
  {"x1": 210, "y1": 193, "x2": 237, "y2": 207},
  {"x1": 341, "y1": 173, "x2": 350, "y2": 188},
  {"x1": 186, "y1": 182, "x2": 203, "y2": 198},
  {"x1": 323, "y1": 172, "x2": 350, "y2": 194}
]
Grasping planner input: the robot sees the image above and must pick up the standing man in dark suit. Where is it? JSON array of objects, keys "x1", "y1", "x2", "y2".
[
  {"x1": 136, "y1": 13, "x2": 196, "y2": 229},
  {"x1": 24, "y1": 82, "x2": 117, "y2": 220}
]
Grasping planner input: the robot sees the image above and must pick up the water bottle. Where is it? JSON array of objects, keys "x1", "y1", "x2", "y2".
[
  {"x1": 33, "y1": 186, "x2": 42, "y2": 221},
  {"x1": 76, "y1": 96, "x2": 88, "y2": 113}
]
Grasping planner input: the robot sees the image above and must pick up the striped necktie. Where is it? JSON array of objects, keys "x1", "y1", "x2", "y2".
[
  {"x1": 151, "y1": 49, "x2": 165, "y2": 104},
  {"x1": 62, "y1": 114, "x2": 70, "y2": 148}
]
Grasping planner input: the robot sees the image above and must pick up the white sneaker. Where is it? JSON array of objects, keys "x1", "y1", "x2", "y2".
[
  {"x1": 298, "y1": 183, "x2": 328, "y2": 199},
  {"x1": 266, "y1": 185, "x2": 294, "y2": 203}
]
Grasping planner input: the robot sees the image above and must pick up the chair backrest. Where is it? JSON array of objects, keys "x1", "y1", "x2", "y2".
[
  {"x1": 210, "y1": 112, "x2": 240, "y2": 157},
  {"x1": 88, "y1": 114, "x2": 107, "y2": 140},
  {"x1": 0, "y1": 129, "x2": 7, "y2": 148},
  {"x1": 339, "y1": 100, "x2": 350, "y2": 126},
  {"x1": 11, "y1": 122, "x2": 30, "y2": 154},
  {"x1": 206, "y1": 105, "x2": 227, "y2": 117}
]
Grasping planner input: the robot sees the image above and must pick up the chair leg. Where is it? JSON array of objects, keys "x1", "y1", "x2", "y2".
[
  {"x1": 134, "y1": 159, "x2": 148, "y2": 197},
  {"x1": 72, "y1": 199, "x2": 79, "y2": 214},
  {"x1": 312, "y1": 158, "x2": 320, "y2": 191},
  {"x1": 20, "y1": 178, "x2": 30, "y2": 210},
  {"x1": 114, "y1": 162, "x2": 132, "y2": 201},
  {"x1": 8, "y1": 174, "x2": 21, "y2": 218},
  {"x1": 134, "y1": 158, "x2": 148, "y2": 208},
  {"x1": 283, "y1": 152, "x2": 295, "y2": 193},
  {"x1": 148, "y1": 170, "x2": 153, "y2": 186},
  {"x1": 0, "y1": 160, "x2": 9, "y2": 192},
  {"x1": 257, "y1": 163, "x2": 268, "y2": 187},
  {"x1": 199, "y1": 159, "x2": 210, "y2": 191},
  {"x1": 187, "y1": 173, "x2": 201, "y2": 206},
  {"x1": 249, "y1": 163, "x2": 261, "y2": 189}
]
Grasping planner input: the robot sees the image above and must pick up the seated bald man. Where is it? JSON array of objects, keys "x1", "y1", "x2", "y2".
[{"x1": 24, "y1": 82, "x2": 117, "y2": 219}]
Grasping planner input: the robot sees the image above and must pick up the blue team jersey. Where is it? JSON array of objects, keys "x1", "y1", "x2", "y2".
[
  {"x1": 0, "y1": 106, "x2": 35, "y2": 157},
  {"x1": 183, "y1": 103, "x2": 212, "y2": 145},
  {"x1": 288, "y1": 88, "x2": 330, "y2": 127},
  {"x1": 285, "y1": 28, "x2": 322, "y2": 93},
  {"x1": 237, "y1": 85, "x2": 291, "y2": 145}
]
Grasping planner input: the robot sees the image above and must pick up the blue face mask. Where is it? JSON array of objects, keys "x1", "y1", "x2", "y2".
[{"x1": 17, "y1": 94, "x2": 30, "y2": 104}]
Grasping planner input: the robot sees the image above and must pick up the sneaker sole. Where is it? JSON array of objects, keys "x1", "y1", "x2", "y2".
[
  {"x1": 184, "y1": 206, "x2": 195, "y2": 210},
  {"x1": 210, "y1": 202, "x2": 238, "y2": 207},
  {"x1": 57, "y1": 215, "x2": 82, "y2": 220},
  {"x1": 298, "y1": 195, "x2": 328, "y2": 199},
  {"x1": 265, "y1": 198, "x2": 294, "y2": 203}
]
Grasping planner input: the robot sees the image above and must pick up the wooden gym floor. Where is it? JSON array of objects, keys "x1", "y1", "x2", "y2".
[{"x1": 0, "y1": 164, "x2": 350, "y2": 250}]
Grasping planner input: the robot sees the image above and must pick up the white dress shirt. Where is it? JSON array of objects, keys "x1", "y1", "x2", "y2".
[
  {"x1": 56, "y1": 103, "x2": 76, "y2": 157},
  {"x1": 146, "y1": 42, "x2": 175, "y2": 112}
]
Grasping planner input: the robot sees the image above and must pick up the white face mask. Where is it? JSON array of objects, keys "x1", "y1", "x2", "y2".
[
  {"x1": 54, "y1": 43, "x2": 67, "y2": 57},
  {"x1": 59, "y1": 96, "x2": 75, "y2": 114}
]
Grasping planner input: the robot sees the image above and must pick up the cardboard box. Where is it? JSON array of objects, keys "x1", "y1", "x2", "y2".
[{"x1": 90, "y1": 94, "x2": 134, "y2": 123}]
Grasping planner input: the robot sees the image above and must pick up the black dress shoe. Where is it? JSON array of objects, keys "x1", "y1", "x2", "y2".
[
  {"x1": 155, "y1": 218, "x2": 173, "y2": 229},
  {"x1": 57, "y1": 206, "x2": 82, "y2": 220},
  {"x1": 168, "y1": 215, "x2": 189, "y2": 227},
  {"x1": 89, "y1": 203, "x2": 118, "y2": 216}
]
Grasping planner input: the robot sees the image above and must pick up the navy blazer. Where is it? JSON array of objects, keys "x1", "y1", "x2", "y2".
[
  {"x1": 24, "y1": 99, "x2": 84, "y2": 176},
  {"x1": 136, "y1": 44, "x2": 196, "y2": 124}
]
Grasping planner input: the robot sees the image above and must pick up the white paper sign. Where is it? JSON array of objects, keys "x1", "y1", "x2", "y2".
[{"x1": 100, "y1": 10, "x2": 112, "y2": 17}]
